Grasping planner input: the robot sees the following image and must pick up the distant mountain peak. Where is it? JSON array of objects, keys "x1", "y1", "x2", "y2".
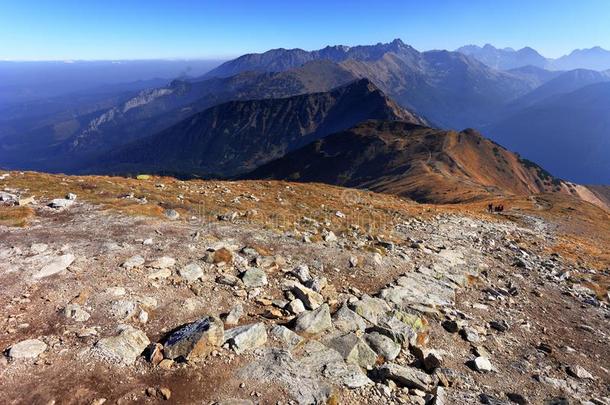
[
  {"x1": 457, "y1": 44, "x2": 548, "y2": 70},
  {"x1": 204, "y1": 39, "x2": 419, "y2": 78}
]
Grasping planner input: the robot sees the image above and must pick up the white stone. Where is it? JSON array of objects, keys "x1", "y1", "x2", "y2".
[
  {"x1": 122, "y1": 255, "x2": 145, "y2": 269},
  {"x1": 178, "y1": 263, "x2": 203, "y2": 282},
  {"x1": 64, "y1": 304, "x2": 91, "y2": 322},
  {"x1": 149, "y1": 256, "x2": 176, "y2": 269},
  {"x1": 48, "y1": 198, "x2": 75, "y2": 208},
  {"x1": 148, "y1": 268, "x2": 171, "y2": 279},
  {"x1": 288, "y1": 299, "x2": 306, "y2": 314},
  {"x1": 33, "y1": 254, "x2": 75, "y2": 279},
  {"x1": 8, "y1": 339, "x2": 47, "y2": 359},
  {"x1": 30, "y1": 243, "x2": 48, "y2": 254},
  {"x1": 474, "y1": 356, "x2": 492, "y2": 372}
]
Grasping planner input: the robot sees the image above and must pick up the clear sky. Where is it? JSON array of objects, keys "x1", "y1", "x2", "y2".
[{"x1": 1, "y1": 0, "x2": 609, "y2": 60}]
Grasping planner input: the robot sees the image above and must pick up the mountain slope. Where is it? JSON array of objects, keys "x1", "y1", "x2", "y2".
[
  {"x1": 552, "y1": 47, "x2": 610, "y2": 71},
  {"x1": 246, "y1": 120, "x2": 580, "y2": 204},
  {"x1": 340, "y1": 49, "x2": 532, "y2": 128},
  {"x1": 90, "y1": 79, "x2": 425, "y2": 177},
  {"x1": 507, "y1": 66, "x2": 561, "y2": 88},
  {"x1": 509, "y1": 69, "x2": 610, "y2": 109},
  {"x1": 457, "y1": 44, "x2": 549, "y2": 70},
  {"x1": 485, "y1": 82, "x2": 610, "y2": 184}
]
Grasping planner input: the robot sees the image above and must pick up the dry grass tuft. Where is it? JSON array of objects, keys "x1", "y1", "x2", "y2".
[{"x1": 0, "y1": 206, "x2": 35, "y2": 227}]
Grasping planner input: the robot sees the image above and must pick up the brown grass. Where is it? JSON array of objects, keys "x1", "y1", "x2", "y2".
[
  {"x1": 2, "y1": 171, "x2": 608, "y2": 275},
  {"x1": 0, "y1": 206, "x2": 35, "y2": 227}
]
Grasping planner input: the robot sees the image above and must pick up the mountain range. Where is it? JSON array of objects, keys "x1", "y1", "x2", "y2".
[
  {"x1": 456, "y1": 44, "x2": 610, "y2": 71},
  {"x1": 206, "y1": 39, "x2": 535, "y2": 129},
  {"x1": 1, "y1": 39, "x2": 609, "y2": 190},
  {"x1": 457, "y1": 44, "x2": 610, "y2": 71},
  {"x1": 456, "y1": 44, "x2": 549, "y2": 70}
]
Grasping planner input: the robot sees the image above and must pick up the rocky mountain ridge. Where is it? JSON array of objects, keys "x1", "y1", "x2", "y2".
[{"x1": 246, "y1": 120, "x2": 608, "y2": 209}]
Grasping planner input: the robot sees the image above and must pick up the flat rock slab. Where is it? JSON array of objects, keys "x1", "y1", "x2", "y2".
[
  {"x1": 8, "y1": 339, "x2": 48, "y2": 359},
  {"x1": 33, "y1": 254, "x2": 75, "y2": 279},
  {"x1": 380, "y1": 272, "x2": 456, "y2": 312},
  {"x1": 239, "y1": 341, "x2": 371, "y2": 404},
  {"x1": 240, "y1": 268, "x2": 268, "y2": 288},
  {"x1": 178, "y1": 263, "x2": 204, "y2": 282},
  {"x1": 93, "y1": 325, "x2": 150, "y2": 366},
  {"x1": 377, "y1": 362, "x2": 433, "y2": 390}
]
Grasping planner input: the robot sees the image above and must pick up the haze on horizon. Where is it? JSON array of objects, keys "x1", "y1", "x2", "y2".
[{"x1": 1, "y1": 0, "x2": 609, "y2": 61}]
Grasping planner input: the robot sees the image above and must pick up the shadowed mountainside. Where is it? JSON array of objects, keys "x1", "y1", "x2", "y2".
[{"x1": 88, "y1": 79, "x2": 425, "y2": 177}]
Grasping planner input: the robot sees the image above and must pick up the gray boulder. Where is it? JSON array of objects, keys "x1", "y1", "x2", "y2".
[
  {"x1": 270, "y1": 325, "x2": 304, "y2": 349},
  {"x1": 224, "y1": 323, "x2": 268, "y2": 354},
  {"x1": 350, "y1": 295, "x2": 391, "y2": 324},
  {"x1": 291, "y1": 264, "x2": 312, "y2": 283},
  {"x1": 365, "y1": 332, "x2": 401, "y2": 361},
  {"x1": 332, "y1": 304, "x2": 367, "y2": 333},
  {"x1": 240, "y1": 268, "x2": 268, "y2": 288},
  {"x1": 370, "y1": 313, "x2": 418, "y2": 347},
  {"x1": 377, "y1": 363, "x2": 433, "y2": 390},
  {"x1": 326, "y1": 333, "x2": 378, "y2": 368},
  {"x1": 163, "y1": 316, "x2": 224, "y2": 360},
  {"x1": 178, "y1": 263, "x2": 204, "y2": 282},
  {"x1": 94, "y1": 325, "x2": 150, "y2": 365},
  {"x1": 295, "y1": 304, "x2": 332, "y2": 335}
]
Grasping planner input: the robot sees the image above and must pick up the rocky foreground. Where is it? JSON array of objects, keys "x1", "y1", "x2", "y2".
[{"x1": 0, "y1": 172, "x2": 609, "y2": 404}]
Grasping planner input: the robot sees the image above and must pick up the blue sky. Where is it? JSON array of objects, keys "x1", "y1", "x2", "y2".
[{"x1": 1, "y1": 0, "x2": 609, "y2": 60}]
